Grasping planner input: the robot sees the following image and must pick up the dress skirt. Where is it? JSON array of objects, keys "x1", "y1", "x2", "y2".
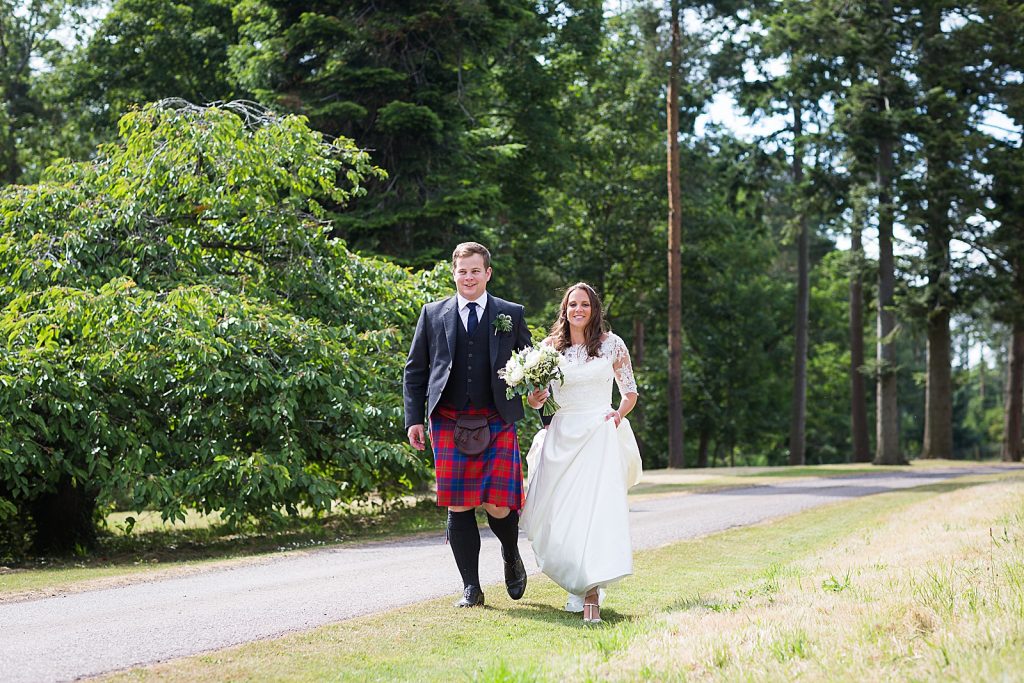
[{"x1": 520, "y1": 408, "x2": 642, "y2": 595}]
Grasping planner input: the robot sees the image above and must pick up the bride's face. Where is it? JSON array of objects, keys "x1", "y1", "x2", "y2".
[{"x1": 565, "y1": 288, "x2": 592, "y2": 331}]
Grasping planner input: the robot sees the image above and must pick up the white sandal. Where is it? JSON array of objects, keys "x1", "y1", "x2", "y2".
[
  {"x1": 583, "y1": 589, "x2": 602, "y2": 624},
  {"x1": 564, "y1": 588, "x2": 604, "y2": 613}
]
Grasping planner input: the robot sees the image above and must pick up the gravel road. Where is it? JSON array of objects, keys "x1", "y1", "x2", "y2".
[{"x1": 1, "y1": 465, "x2": 1018, "y2": 682}]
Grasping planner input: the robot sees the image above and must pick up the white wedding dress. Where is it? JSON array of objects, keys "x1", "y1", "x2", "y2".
[{"x1": 520, "y1": 333, "x2": 642, "y2": 598}]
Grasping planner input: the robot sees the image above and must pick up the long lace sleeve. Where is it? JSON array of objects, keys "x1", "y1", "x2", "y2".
[{"x1": 608, "y1": 334, "x2": 638, "y2": 395}]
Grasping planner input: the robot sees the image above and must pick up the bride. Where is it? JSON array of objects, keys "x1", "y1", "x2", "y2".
[{"x1": 521, "y1": 282, "x2": 642, "y2": 624}]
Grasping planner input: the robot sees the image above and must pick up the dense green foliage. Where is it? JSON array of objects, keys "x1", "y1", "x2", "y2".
[
  {"x1": 1, "y1": 1, "x2": 1022, "y2": 557},
  {"x1": 0, "y1": 102, "x2": 447, "y2": 556},
  {"x1": 230, "y1": 0, "x2": 602, "y2": 267}
]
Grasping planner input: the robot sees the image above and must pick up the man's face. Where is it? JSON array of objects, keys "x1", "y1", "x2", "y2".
[{"x1": 453, "y1": 254, "x2": 491, "y2": 300}]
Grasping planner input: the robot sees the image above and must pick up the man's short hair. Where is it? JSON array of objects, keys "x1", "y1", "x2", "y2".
[{"x1": 451, "y1": 242, "x2": 491, "y2": 269}]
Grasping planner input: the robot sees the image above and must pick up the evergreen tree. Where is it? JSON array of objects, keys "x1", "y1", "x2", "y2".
[{"x1": 230, "y1": 0, "x2": 601, "y2": 268}]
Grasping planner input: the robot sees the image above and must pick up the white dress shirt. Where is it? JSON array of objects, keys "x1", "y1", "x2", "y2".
[{"x1": 456, "y1": 292, "x2": 489, "y2": 332}]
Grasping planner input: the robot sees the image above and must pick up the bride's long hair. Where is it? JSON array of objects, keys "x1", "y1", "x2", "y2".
[{"x1": 548, "y1": 282, "x2": 607, "y2": 357}]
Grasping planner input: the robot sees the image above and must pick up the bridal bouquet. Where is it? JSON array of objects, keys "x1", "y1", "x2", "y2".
[{"x1": 499, "y1": 343, "x2": 565, "y2": 416}]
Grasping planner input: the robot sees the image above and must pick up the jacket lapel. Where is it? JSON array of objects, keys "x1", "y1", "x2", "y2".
[
  {"x1": 442, "y1": 296, "x2": 458, "y2": 362},
  {"x1": 487, "y1": 297, "x2": 499, "y2": 369}
]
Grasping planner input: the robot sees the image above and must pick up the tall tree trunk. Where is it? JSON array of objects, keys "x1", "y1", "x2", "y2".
[
  {"x1": 697, "y1": 428, "x2": 710, "y2": 468},
  {"x1": 875, "y1": 132, "x2": 903, "y2": 465},
  {"x1": 979, "y1": 349, "x2": 986, "y2": 404},
  {"x1": 631, "y1": 316, "x2": 646, "y2": 454},
  {"x1": 919, "y1": 5, "x2": 955, "y2": 460},
  {"x1": 788, "y1": 101, "x2": 808, "y2": 466},
  {"x1": 923, "y1": 308, "x2": 953, "y2": 458},
  {"x1": 1002, "y1": 325, "x2": 1024, "y2": 462},
  {"x1": 633, "y1": 316, "x2": 646, "y2": 367},
  {"x1": 849, "y1": 223, "x2": 871, "y2": 462},
  {"x1": 666, "y1": 2, "x2": 685, "y2": 468}
]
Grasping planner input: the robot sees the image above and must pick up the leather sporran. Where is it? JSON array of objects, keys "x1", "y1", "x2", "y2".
[{"x1": 454, "y1": 414, "x2": 491, "y2": 456}]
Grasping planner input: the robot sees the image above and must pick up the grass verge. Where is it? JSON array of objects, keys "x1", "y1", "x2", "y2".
[{"x1": 103, "y1": 471, "x2": 1023, "y2": 682}]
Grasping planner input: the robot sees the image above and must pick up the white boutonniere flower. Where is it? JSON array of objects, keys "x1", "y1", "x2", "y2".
[{"x1": 492, "y1": 313, "x2": 513, "y2": 336}]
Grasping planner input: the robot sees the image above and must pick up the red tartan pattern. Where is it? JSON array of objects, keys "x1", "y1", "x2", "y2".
[{"x1": 429, "y1": 405, "x2": 524, "y2": 510}]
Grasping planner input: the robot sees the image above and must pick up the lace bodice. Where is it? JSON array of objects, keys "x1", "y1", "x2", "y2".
[{"x1": 547, "y1": 333, "x2": 638, "y2": 412}]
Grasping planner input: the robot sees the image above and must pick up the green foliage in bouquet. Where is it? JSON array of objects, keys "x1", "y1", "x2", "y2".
[
  {"x1": 499, "y1": 344, "x2": 565, "y2": 417},
  {"x1": 0, "y1": 101, "x2": 449, "y2": 556}
]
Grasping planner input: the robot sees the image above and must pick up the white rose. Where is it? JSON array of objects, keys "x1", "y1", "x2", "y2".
[
  {"x1": 523, "y1": 349, "x2": 542, "y2": 370},
  {"x1": 507, "y1": 365, "x2": 526, "y2": 385}
]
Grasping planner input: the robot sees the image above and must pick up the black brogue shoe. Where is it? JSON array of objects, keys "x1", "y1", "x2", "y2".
[
  {"x1": 504, "y1": 551, "x2": 527, "y2": 600},
  {"x1": 456, "y1": 585, "x2": 485, "y2": 608}
]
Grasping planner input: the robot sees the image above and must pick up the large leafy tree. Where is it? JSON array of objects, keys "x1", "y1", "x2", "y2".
[{"x1": 0, "y1": 102, "x2": 446, "y2": 555}]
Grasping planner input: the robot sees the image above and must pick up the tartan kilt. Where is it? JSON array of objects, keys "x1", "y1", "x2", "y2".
[{"x1": 429, "y1": 405, "x2": 524, "y2": 510}]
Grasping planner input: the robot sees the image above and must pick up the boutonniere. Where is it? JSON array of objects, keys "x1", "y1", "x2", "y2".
[{"x1": 492, "y1": 313, "x2": 513, "y2": 336}]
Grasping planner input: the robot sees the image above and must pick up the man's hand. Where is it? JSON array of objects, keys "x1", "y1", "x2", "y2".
[{"x1": 407, "y1": 425, "x2": 426, "y2": 451}]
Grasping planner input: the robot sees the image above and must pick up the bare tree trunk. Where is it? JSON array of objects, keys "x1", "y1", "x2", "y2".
[
  {"x1": 920, "y1": 1, "x2": 955, "y2": 461},
  {"x1": 666, "y1": 2, "x2": 685, "y2": 468},
  {"x1": 923, "y1": 308, "x2": 953, "y2": 458},
  {"x1": 979, "y1": 349, "x2": 987, "y2": 404},
  {"x1": 850, "y1": 223, "x2": 871, "y2": 462},
  {"x1": 789, "y1": 102, "x2": 809, "y2": 466},
  {"x1": 631, "y1": 317, "x2": 646, "y2": 454},
  {"x1": 697, "y1": 428, "x2": 710, "y2": 468},
  {"x1": 1003, "y1": 326, "x2": 1024, "y2": 462},
  {"x1": 875, "y1": 132, "x2": 903, "y2": 465},
  {"x1": 633, "y1": 317, "x2": 645, "y2": 366}
]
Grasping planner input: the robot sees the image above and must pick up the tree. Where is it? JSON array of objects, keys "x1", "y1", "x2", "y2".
[
  {"x1": 908, "y1": 1, "x2": 994, "y2": 460},
  {"x1": 735, "y1": 1, "x2": 846, "y2": 465},
  {"x1": 977, "y1": 142, "x2": 1024, "y2": 461},
  {"x1": 666, "y1": 0, "x2": 684, "y2": 467},
  {"x1": 0, "y1": 101, "x2": 446, "y2": 555},
  {"x1": 56, "y1": 0, "x2": 239, "y2": 155},
  {"x1": 0, "y1": 0, "x2": 95, "y2": 184},
  {"x1": 229, "y1": 0, "x2": 602, "y2": 269},
  {"x1": 830, "y1": 0, "x2": 915, "y2": 465},
  {"x1": 847, "y1": 194, "x2": 872, "y2": 462}
]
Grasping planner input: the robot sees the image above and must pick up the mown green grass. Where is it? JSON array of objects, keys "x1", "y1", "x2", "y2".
[
  {"x1": 628, "y1": 458, "x2": 994, "y2": 495},
  {"x1": 103, "y1": 471, "x2": 1023, "y2": 682}
]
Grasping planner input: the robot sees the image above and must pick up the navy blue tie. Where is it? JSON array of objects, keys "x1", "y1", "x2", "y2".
[{"x1": 466, "y1": 302, "x2": 479, "y2": 335}]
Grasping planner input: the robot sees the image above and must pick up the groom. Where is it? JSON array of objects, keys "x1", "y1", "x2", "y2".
[{"x1": 404, "y1": 242, "x2": 533, "y2": 607}]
